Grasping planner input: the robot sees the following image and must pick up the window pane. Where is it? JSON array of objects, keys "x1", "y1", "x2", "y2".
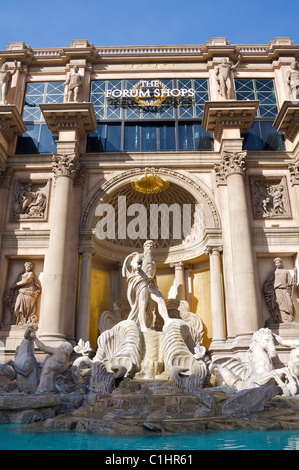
[
  {"x1": 106, "y1": 124, "x2": 122, "y2": 152},
  {"x1": 260, "y1": 121, "x2": 285, "y2": 151},
  {"x1": 178, "y1": 123, "x2": 194, "y2": 150},
  {"x1": 124, "y1": 124, "x2": 141, "y2": 151},
  {"x1": 194, "y1": 124, "x2": 213, "y2": 151},
  {"x1": 86, "y1": 124, "x2": 105, "y2": 152},
  {"x1": 159, "y1": 124, "x2": 176, "y2": 151},
  {"x1": 39, "y1": 125, "x2": 58, "y2": 154},
  {"x1": 15, "y1": 124, "x2": 40, "y2": 154},
  {"x1": 142, "y1": 125, "x2": 157, "y2": 152},
  {"x1": 242, "y1": 121, "x2": 263, "y2": 150}
]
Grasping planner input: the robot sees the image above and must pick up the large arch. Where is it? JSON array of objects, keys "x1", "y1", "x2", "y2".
[{"x1": 80, "y1": 167, "x2": 222, "y2": 263}]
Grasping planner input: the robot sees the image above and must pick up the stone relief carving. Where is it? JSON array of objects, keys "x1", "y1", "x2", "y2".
[
  {"x1": 0, "y1": 60, "x2": 17, "y2": 104},
  {"x1": 4, "y1": 261, "x2": 41, "y2": 327},
  {"x1": 289, "y1": 157, "x2": 299, "y2": 185},
  {"x1": 210, "y1": 328, "x2": 298, "y2": 396},
  {"x1": 286, "y1": 60, "x2": 299, "y2": 101},
  {"x1": 214, "y1": 55, "x2": 241, "y2": 100},
  {"x1": 63, "y1": 66, "x2": 82, "y2": 102},
  {"x1": 249, "y1": 176, "x2": 292, "y2": 219},
  {"x1": 263, "y1": 257, "x2": 297, "y2": 325},
  {"x1": 11, "y1": 179, "x2": 50, "y2": 221}
]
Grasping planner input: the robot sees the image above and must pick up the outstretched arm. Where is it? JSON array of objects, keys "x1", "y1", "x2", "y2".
[{"x1": 32, "y1": 334, "x2": 55, "y2": 355}]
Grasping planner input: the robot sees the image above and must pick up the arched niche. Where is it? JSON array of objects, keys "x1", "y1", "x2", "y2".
[{"x1": 80, "y1": 167, "x2": 222, "y2": 264}]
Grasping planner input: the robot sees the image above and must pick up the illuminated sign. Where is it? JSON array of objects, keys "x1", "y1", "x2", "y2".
[{"x1": 105, "y1": 80, "x2": 194, "y2": 107}]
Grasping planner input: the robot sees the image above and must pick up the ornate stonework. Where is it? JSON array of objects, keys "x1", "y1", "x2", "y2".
[
  {"x1": 52, "y1": 153, "x2": 80, "y2": 179},
  {"x1": 249, "y1": 176, "x2": 292, "y2": 219},
  {"x1": 10, "y1": 179, "x2": 50, "y2": 221},
  {"x1": 214, "y1": 151, "x2": 247, "y2": 185}
]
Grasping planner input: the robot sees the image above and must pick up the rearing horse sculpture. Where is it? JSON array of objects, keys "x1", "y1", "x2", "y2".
[{"x1": 210, "y1": 328, "x2": 297, "y2": 396}]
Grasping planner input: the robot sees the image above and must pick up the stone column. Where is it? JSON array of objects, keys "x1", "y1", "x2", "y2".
[
  {"x1": 205, "y1": 246, "x2": 226, "y2": 342},
  {"x1": 76, "y1": 246, "x2": 94, "y2": 342},
  {"x1": 203, "y1": 100, "x2": 260, "y2": 342},
  {"x1": 170, "y1": 261, "x2": 185, "y2": 300},
  {"x1": 39, "y1": 150, "x2": 79, "y2": 343},
  {"x1": 38, "y1": 102, "x2": 97, "y2": 344}
]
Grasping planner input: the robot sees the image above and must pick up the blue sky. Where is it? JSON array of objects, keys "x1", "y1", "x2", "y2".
[{"x1": 0, "y1": 0, "x2": 298, "y2": 50}]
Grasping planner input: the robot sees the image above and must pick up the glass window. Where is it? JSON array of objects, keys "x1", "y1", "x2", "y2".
[
  {"x1": 106, "y1": 124, "x2": 122, "y2": 152},
  {"x1": 235, "y1": 78, "x2": 284, "y2": 151},
  {"x1": 88, "y1": 79, "x2": 213, "y2": 153},
  {"x1": 159, "y1": 124, "x2": 176, "y2": 151},
  {"x1": 16, "y1": 81, "x2": 64, "y2": 154},
  {"x1": 125, "y1": 124, "x2": 141, "y2": 152}
]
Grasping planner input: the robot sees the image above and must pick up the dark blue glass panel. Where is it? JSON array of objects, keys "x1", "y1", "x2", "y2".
[
  {"x1": 15, "y1": 124, "x2": 40, "y2": 154},
  {"x1": 106, "y1": 124, "x2": 122, "y2": 152},
  {"x1": 124, "y1": 124, "x2": 140, "y2": 152},
  {"x1": 159, "y1": 124, "x2": 176, "y2": 151},
  {"x1": 178, "y1": 123, "x2": 194, "y2": 151},
  {"x1": 260, "y1": 121, "x2": 285, "y2": 151},
  {"x1": 38, "y1": 125, "x2": 58, "y2": 154},
  {"x1": 194, "y1": 124, "x2": 213, "y2": 151},
  {"x1": 242, "y1": 121, "x2": 263, "y2": 150},
  {"x1": 142, "y1": 125, "x2": 157, "y2": 151},
  {"x1": 86, "y1": 124, "x2": 105, "y2": 152}
]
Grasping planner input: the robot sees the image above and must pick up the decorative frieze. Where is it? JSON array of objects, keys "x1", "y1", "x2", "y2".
[
  {"x1": 10, "y1": 179, "x2": 50, "y2": 222},
  {"x1": 249, "y1": 176, "x2": 292, "y2": 219},
  {"x1": 214, "y1": 151, "x2": 247, "y2": 185}
]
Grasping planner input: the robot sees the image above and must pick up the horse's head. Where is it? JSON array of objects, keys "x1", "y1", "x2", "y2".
[{"x1": 249, "y1": 328, "x2": 277, "y2": 359}]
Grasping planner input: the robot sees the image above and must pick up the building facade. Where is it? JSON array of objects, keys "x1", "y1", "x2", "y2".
[{"x1": 0, "y1": 37, "x2": 298, "y2": 366}]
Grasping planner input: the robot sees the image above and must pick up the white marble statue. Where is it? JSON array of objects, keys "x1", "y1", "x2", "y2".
[
  {"x1": 122, "y1": 240, "x2": 171, "y2": 332},
  {"x1": 286, "y1": 60, "x2": 299, "y2": 101},
  {"x1": 31, "y1": 332, "x2": 73, "y2": 394},
  {"x1": 7, "y1": 261, "x2": 41, "y2": 326},
  {"x1": 210, "y1": 328, "x2": 297, "y2": 396},
  {"x1": 0, "y1": 60, "x2": 17, "y2": 104},
  {"x1": 214, "y1": 55, "x2": 241, "y2": 100},
  {"x1": 64, "y1": 65, "x2": 82, "y2": 102},
  {"x1": 263, "y1": 257, "x2": 296, "y2": 325}
]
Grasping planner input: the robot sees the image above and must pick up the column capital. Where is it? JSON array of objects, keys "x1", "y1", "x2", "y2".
[
  {"x1": 79, "y1": 244, "x2": 95, "y2": 255},
  {"x1": 52, "y1": 152, "x2": 80, "y2": 179},
  {"x1": 0, "y1": 104, "x2": 26, "y2": 144},
  {"x1": 205, "y1": 245, "x2": 223, "y2": 256},
  {"x1": 202, "y1": 100, "x2": 259, "y2": 141},
  {"x1": 170, "y1": 261, "x2": 184, "y2": 269},
  {"x1": 214, "y1": 150, "x2": 247, "y2": 185},
  {"x1": 273, "y1": 100, "x2": 299, "y2": 142}
]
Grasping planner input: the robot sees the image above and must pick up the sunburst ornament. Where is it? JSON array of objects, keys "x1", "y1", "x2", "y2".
[{"x1": 131, "y1": 171, "x2": 170, "y2": 194}]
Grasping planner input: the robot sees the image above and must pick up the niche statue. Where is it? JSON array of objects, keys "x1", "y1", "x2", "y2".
[
  {"x1": 6, "y1": 261, "x2": 41, "y2": 326},
  {"x1": 263, "y1": 257, "x2": 297, "y2": 325}
]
